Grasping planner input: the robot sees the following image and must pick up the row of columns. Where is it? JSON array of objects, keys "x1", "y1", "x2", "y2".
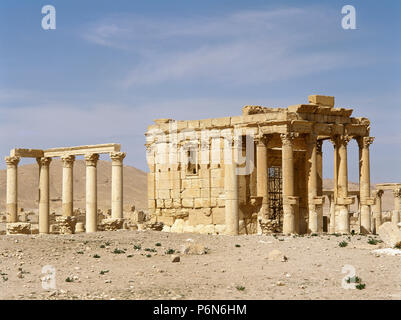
[
  {"x1": 251, "y1": 133, "x2": 374, "y2": 235},
  {"x1": 5, "y1": 152, "x2": 126, "y2": 234}
]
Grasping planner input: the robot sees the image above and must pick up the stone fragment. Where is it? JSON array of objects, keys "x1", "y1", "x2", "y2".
[
  {"x1": 56, "y1": 216, "x2": 77, "y2": 234},
  {"x1": 75, "y1": 222, "x2": 85, "y2": 233},
  {"x1": 171, "y1": 255, "x2": 180, "y2": 263},
  {"x1": 378, "y1": 222, "x2": 401, "y2": 247},
  {"x1": 180, "y1": 242, "x2": 208, "y2": 255},
  {"x1": 6, "y1": 223, "x2": 31, "y2": 235},
  {"x1": 267, "y1": 249, "x2": 288, "y2": 262},
  {"x1": 100, "y1": 218, "x2": 124, "y2": 231}
]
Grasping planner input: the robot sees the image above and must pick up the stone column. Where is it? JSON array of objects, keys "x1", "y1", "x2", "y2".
[
  {"x1": 307, "y1": 134, "x2": 319, "y2": 233},
  {"x1": 224, "y1": 138, "x2": 239, "y2": 235},
  {"x1": 281, "y1": 133, "x2": 299, "y2": 234},
  {"x1": 37, "y1": 157, "x2": 52, "y2": 234},
  {"x1": 61, "y1": 155, "x2": 75, "y2": 217},
  {"x1": 256, "y1": 136, "x2": 269, "y2": 228},
  {"x1": 392, "y1": 188, "x2": 401, "y2": 224},
  {"x1": 334, "y1": 135, "x2": 353, "y2": 234},
  {"x1": 358, "y1": 136, "x2": 374, "y2": 234},
  {"x1": 329, "y1": 194, "x2": 336, "y2": 234},
  {"x1": 85, "y1": 153, "x2": 99, "y2": 233},
  {"x1": 316, "y1": 140, "x2": 324, "y2": 232},
  {"x1": 5, "y1": 156, "x2": 20, "y2": 223},
  {"x1": 372, "y1": 189, "x2": 383, "y2": 233},
  {"x1": 110, "y1": 152, "x2": 126, "y2": 219}
]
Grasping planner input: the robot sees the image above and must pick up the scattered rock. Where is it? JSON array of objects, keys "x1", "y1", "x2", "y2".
[
  {"x1": 6, "y1": 223, "x2": 31, "y2": 235},
  {"x1": 267, "y1": 249, "x2": 288, "y2": 262},
  {"x1": 180, "y1": 243, "x2": 208, "y2": 255},
  {"x1": 171, "y1": 255, "x2": 180, "y2": 263},
  {"x1": 378, "y1": 222, "x2": 401, "y2": 247}
]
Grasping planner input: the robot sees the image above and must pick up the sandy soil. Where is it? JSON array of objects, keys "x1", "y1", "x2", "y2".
[{"x1": 0, "y1": 230, "x2": 400, "y2": 300}]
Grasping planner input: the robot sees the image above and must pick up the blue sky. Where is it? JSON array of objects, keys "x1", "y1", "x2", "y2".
[{"x1": 0, "y1": 0, "x2": 400, "y2": 184}]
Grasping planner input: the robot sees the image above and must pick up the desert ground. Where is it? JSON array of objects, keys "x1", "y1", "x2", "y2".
[{"x1": 1, "y1": 229, "x2": 400, "y2": 300}]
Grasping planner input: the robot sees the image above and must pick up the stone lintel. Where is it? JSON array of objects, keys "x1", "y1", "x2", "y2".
[
  {"x1": 308, "y1": 95, "x2": 335, "y2": 107},
  {"x1": 375, "y1": 183, "x2": 401, "y2": 190},
  {"x1": 10, "y1": 149, "x2": 44, "y2": 158},
  {"x1": 44, "y1": 143, "x2": 121, "y2": 157}
]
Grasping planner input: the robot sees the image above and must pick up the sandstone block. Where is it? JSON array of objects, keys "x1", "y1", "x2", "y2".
[
  {"x1": 56, "y1": 216, "x2": 77, "y2": 234},
  {"x1": 180, "y1": 242, "x2": 208, "y2": 255},
  {"x1": 6, "y1": 223, "x2": 31, "y2": 235},
  {"x1": 267, "y1": 249, "x2": 288, "y2": 262},
  {"x1": 100, "y1": 218, "x2": 124, "y2": 231},
  {"x1": 308, "y1": 95, "x2": 334, "y2": 107},
  {"x1": 378, "y1": 222, "x2": 401, "y2": 247}
]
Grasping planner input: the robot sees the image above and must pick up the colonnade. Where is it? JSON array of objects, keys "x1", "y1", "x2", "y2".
[{"x1": 5, "y1": 151, "x2": 126, "y2": 234}]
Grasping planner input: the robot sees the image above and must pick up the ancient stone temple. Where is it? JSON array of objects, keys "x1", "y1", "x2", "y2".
[
  {"x1": 145, "y1": 95, "x2": 374, "y2": 235},
  {"x1": 5, "y1": 143, "x2": 126, "y2": 234}
]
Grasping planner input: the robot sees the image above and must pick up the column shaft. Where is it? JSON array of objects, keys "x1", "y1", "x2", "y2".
[
  {"x1": 393, "y1": 188, "x2": 401, "y2": 224},
  {"x1": 37, "y1": 157, "x2": 52, "y2": 234},
  {"x1": 337, "y1": 135, "x2": 351, "y2": 234},
  {"x1": 224, "y1": 140, "x2": 239, "y2": 235},
  {"x1": 281, "y1": 133, "x2": 297, "y2": 234},
  {"x1": 372, "y1": 190, "x2": 383, "y2": 233},
  {"x1": 5, "y1": 156, "x2": 20, "y2": 223},
  {"x1": 307, "y1": 135, "x2": 318, "y2": 233},
  {"x1": 85, "y1": 154, "x2": 99, "y2": 233},
  {"x1": 111, "y1": 152, "x2": 126, "y2": 219},
  {"x1": 61, "y1": 155, "x2": 75, "y2": 216},
  {"x1": 256, "y1": 137, "x2": 269, "y2": 224},
  {"x1": 316, "y1": 140, "x2": 323, "y2": 232},
  {"x1": 359, "y1": 137, "x2": 374, "y2": 233}
]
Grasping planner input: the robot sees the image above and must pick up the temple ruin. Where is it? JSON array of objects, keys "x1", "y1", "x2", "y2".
[
  {"x1": 145, "y1": 95, "x2": 376, "y2": 235},
  {"x1": 5, "y1": 143, "x2": 126, "y2": 234}
]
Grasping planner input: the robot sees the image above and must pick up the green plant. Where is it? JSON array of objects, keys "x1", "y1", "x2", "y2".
[
  {"x1": 146, "y1": 254, "x2": 152, "y2": 258},
  {"x1": 76, "y1": 251, "x2": 84, "y2": 254},
  {"x1": 134, "y1": 244, "x2": 141, "y2": 250},
  {"x1": 394, "y1": 241, "x2": 401, "y2": 249},
  {"x1": 100, "y1": 245, "x2": 105, "y2": 248},
  {"x1": 236, "y1": 286, "x2": 245, "y2": 291},
  {"x1": 2, "y1": 276, "x2": 8, "y2": 281},
  {"x1": 165, "y1": 249, "x2": 175, "y2": 254},
  {"x1": 99, "y1": 270, "x2": 109, "y2": 275},
  {"x1": 235, "y1": 244, "x2": 241, "y2": 248},
  {"x1": 311, "y1": 233, "x2": 318, "y2": 237},
  {"x1": 105, "y1": 241, "x2": 111, "y2": 246},
  {"x1": 113, "y1": 248, "x2": 125, "y2": 254},
  {"x1": 356, "y1": 283, "x2": 366, "y2": 290},
  {"x1": 144, "y1": 248, "x2": 156, "y2": 252},
  {"x1": 93, "y1": 254, "x2": 101, "y2": 258},
  {"x1": 127, "y1": 254, "x2": 133, "y2": 258},
  {"x1": 155, "y1": 243, "x2": 162, "y2": 247},
  {"x1": 65, "y1": 277, "x2": 74, "y2": 282},
  {"x1": 339, "y1": 241, "x2": 348, "y2": 247},
  {"x1": 368, "y1": 238, "x2": 378, "y2": 245}
]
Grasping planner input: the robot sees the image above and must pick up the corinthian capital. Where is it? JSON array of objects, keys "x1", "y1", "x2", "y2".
[
  {"x1": 61, "y1": 155, "x2": 76, "y2": 168},
  {"x1": 393, "y1": 188, "x2": 401, "y2": 199},
  {"x1": 36, "y1": 157, "x2": 52, "y2": 167},
  {"x1": 359, "y1": 136, "x2": 374, "y2": 149},
  {"x1": 5, "y1": 156, "x2": 20, "y2": 167},
  {"x1": 280, "y1": 132, "x2": 298, "y2": 146},
  {"x1": 84, "y1": 153, "x2": 99, "y2": 167},
  {"x1": 110, "y1": 152, "x2": 126, "y2": 165}
]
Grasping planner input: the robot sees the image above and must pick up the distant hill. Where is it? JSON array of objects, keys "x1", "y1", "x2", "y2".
[{"x1": 0, "y1": 160, "x2": 148, "y2": 213}]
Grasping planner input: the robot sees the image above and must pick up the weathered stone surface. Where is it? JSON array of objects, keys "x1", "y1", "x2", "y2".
[
  {"x1": 180, "y1": 242, "x2": 208, "y2": 255},
  {"x1": 267, "y1": 249, "x2": 288, "y2": 262},
  {"x1": 75, "y1": 222, "x2": 85, "y2": 233},
  {"x1": 378, "y1": 222, "x2": 401, "y2": 247},
  {"x1": 100, "y1": 218, "x2": 124, "y2": 231},
  {"x1": 6, "y1": 223, "x2": 31, "y2": 235},
  {"x1": 171, "y1": 255, "x2": 180, "y2": 263},
  {"x1": 56, "y1": 216, "x2": 77, "y2": 234}
]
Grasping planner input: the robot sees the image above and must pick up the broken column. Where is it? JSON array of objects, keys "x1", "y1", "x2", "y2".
[
  {"x1": 37, "y1": 157, "x2": 52, "y2": 234},
  {"x1": 85, "y1": 153, "x2": 99, "y2": 233},
  {"x1": 110, "y1": 152, "x2": 126, "y2": 219},
  {"x1": 372, "y1": 189, "x2": 383, "y2": 233},
  {"x1": 281, "y1": 133, "x2": 299, "y2": 234},
  {"x1": 61, "y1": 155, "x2": 75, "y2": 217},
  {"x1": 5, "y1": 156, "x2": 20, "y2": 223},
  {"x1": 392, "y1": 188, "x2": 401, "y2": 224}
]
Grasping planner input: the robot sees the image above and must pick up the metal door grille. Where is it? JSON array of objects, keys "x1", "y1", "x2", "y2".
[{"x1": 268, "y1": 166, "x2": 283, "y2": 223}]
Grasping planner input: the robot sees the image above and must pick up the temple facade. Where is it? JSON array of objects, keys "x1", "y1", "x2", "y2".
[{"x1": 145, "y1": 95, "x2": 374, "y2": 235}]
